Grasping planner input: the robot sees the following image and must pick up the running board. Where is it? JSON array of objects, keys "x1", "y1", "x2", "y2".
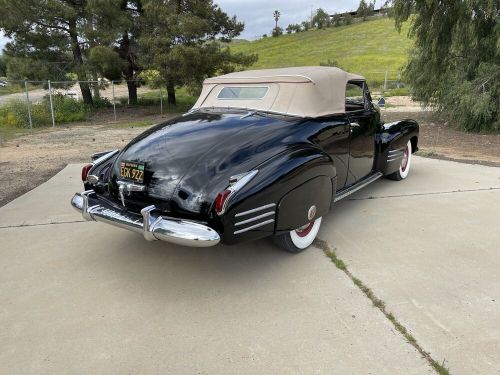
[{"x1": 334, "y1": 172, "x2": 383, "y2": 202}]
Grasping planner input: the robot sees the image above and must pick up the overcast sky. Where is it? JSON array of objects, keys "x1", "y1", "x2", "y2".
[{"x1": 0, "y1": 1, "x2": 385, "y2": 51}]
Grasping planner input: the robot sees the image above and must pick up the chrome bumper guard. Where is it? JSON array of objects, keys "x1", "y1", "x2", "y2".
[{"x1": 71, "y1": 190, "x2": 220, "y2": 247}]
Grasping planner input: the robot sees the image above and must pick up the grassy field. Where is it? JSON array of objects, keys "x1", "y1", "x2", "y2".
[{"x1": 230, "y1": 17, "x2": 412, "y2": 87}]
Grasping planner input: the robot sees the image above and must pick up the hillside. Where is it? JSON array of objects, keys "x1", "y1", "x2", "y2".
[{"x1": 230, "y1": 18, "x2": 412, "y2": 86}]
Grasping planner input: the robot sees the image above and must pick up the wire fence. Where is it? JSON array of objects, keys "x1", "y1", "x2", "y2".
[
  {"x1": 0, "y1": 71, "x2": 407, "y2": 128},
  {"x1": 0, "y1": 79, "x2": 173, "y2": 128}
]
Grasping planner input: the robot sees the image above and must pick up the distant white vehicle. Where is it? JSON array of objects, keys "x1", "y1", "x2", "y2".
[{"x1": 0, "y1": 81, "x2": 7, "y2": 87}]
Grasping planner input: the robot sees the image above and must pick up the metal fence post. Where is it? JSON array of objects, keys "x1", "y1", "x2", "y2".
[
  {"x1": 160, "y1": 87, "x2": 163, "y2": 115},
  {"x1": 112, "y1": 80, "x2": 117, "y2": 122},
  {"x1": 397, "y1": 71, "x2": 401, "y2": 89},
  {"x1": 384, "y1": 71, "x2": 388, "y2": 91},
  {"x1": 24, "y1": 80, "x2": 33, "y2": 129},
  {"x1": 48, "y1": 80, "x2": 55, "y2": 127}
]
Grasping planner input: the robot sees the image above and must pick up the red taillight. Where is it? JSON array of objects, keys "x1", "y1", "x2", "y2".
[
  {"x1": 81, "y1": 164, "x2": 93, "y2": 182},
  {"x1": 214, "y1": 189, "x2": 232, "y2": 215}
]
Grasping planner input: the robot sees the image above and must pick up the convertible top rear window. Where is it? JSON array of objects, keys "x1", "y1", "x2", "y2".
[{"x1": 217, "y1": 86, "x2": 268, "y2": 100}]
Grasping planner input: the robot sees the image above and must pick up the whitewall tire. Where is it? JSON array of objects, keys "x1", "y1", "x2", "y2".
[
  {"x1": 388, "y1": 140, "x2": 412, "y2": 181},
  {"x1": 273, "y1": 217, "x2": 322, "y2": 253}
]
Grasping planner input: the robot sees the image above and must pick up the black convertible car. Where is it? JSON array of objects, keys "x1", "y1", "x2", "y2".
[{"x1": 71, "y1": 67, "x2": 418, "y2": 252}]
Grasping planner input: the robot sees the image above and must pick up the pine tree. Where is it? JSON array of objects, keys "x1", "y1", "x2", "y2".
[
  {"x1": 0, "y1": 0, "x2": 94, "y2": 105},
  {"x1": 139, "y1": 0, "x2": 257, "y2": 105}
]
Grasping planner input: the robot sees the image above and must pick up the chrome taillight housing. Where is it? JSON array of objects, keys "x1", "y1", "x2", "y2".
[
  {"x1": 214, "y1": 170, "x2": 258, "y2": 215},
  {"x1": 81, "y1": 164, "x2": 93, "y2": 182}
]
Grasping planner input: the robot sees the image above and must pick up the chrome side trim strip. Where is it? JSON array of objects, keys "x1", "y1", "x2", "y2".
[
  {"x1": 235, "y1": 203, "x2": 276, "y2": 217},
  {"x1": 388, "y1": 148, "x2": 404, "y2": 155},
  {"x1": 91, "y1": 149, "x2": 119, "y2": 165},
  {"x1": 334, "y1": 172, "x2": 383, "y2": 202},
  {"x1": 235, "y1": 211, "x2": 275, "y2": 226},
  {"x1": 387, "y1": 156, "x2": 403, "y2": 162},
  {"x1": 234, "y1": 219, "x2": 275, "y2": 235}
]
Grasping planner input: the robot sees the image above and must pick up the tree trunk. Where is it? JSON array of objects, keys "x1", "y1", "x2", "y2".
[
  {"x1": 167, "y1": 81, "x2": 176, "y2": 106},
  {"x1": 117, "y1": 33, "x2": 138, "y2": 105},
  {"x1": 127, "y1": 80, "x2": 138, "y2": 104},
  {"x1": 68, "y1": 20, "x2": 93, "y2": 105},
  {"x1": 92, "y1": 71, "x2": 100, "y2": 101}
]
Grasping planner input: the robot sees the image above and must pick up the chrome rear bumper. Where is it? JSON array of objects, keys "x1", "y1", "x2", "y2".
[{"x1": 71, "y1": 190, "x2": 220, "y2": 247}]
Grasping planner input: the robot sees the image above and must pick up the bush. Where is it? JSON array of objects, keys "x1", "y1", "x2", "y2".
[
  {"x1": 320, "y1": 59, "x2": 343, "y2": 69},
  {"x1": 271, "y1": 27, "x2": 283, "y2": 37},
  {"x1": 51, "y1": 95, "x2": 88, "y2": 122},
  {"x1": 0, "y1": 95, "x2": 88, "y2": 128}
]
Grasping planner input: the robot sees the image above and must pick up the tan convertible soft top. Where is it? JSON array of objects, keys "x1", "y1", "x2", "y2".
[{"x1": 192, "y1": 66, "x2": 365, "y2": 117}]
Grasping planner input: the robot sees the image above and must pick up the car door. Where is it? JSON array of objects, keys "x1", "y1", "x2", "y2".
[
  {"x1": 345, "y1": 80, "x2": 377, "y2": 186},
  {"x1": 309, "y1": 115, "x2": 351, "y2": 190}
]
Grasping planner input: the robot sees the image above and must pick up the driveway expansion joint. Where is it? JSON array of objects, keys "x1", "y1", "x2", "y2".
[
  {"x1": 314, "y1": 237, "x2": 451, "y2": 375},
  {"x1": 0, "y1": 220, "x2": 86, "y2": 229},
  {"x1": 346, "y1": 187, "x2": 500, "y2": 201}
]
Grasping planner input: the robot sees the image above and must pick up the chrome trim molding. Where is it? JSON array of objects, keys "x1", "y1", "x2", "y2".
[
  {"x1": 388, "y1": 148, "x2": 404, "y2": 154},
  {"x1": 235, "y1": 211, "x2": 275, "y2": 226},
  {"x1": 235, "y1": 203, "x2": 276, "y2": 217},
  {"x1": 91, "y1": 149, "x2": 119, "y2": 168},
  {"x1": 387, "y1": 149, "x2": 404, "y2": 163},
  {"x1": 86, "y1": 149, "x2": 120, "y2": 184},
  {"x1": 334, "y1": 172, "x2": 383, "y2": 202},
  {"x1": 234, "y1": 219, "x2": 275, "y2": 235},
  {"x1": 117, "y1": 180, "x2": 147, "y2": 207},
  {"x1": 217, "y1": 170, "x2": 259, "y2": 215},
  {"x1": 387, "y1": 155, "x2": 404, "y2": 162},
  {"x1": 71, "y1": 191, "x2": 220, "y2": 247}
]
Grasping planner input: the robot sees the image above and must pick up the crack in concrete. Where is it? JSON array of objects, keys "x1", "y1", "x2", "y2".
[
  {"x1": 0, "y1": 220, "x2": 86, "y2": 229},
  {"x1": 314, "y1": 238, "x2": 451, "y2": 374},
  {"x1": 345, "y1": 187, "x2": 500, "y2": 201}
]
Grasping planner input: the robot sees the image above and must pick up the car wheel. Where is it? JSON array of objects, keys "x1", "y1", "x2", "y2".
[
  {"x1": 273, "y1": 217, "x2": 322, "y2": 253},
  {"x1": 387, "y1": 140, "x2": 412, "y2": 181}
]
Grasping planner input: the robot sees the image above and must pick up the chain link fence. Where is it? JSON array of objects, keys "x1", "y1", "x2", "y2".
[
  {"x1": 0, "y1": 79, "x2": 174, "y2": 128},
  {"x1": 0, "y1": 71, "x2": 407, "y2": 128}
]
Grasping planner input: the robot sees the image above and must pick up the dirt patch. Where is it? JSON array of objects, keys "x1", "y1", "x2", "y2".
[
  {"x1": 0, "y1": 112, "x2": 175, "y2": 207},
  {"x1": 382, "y1": 111, "x2": 500, "y2": 166},
  {"x1": 1, "y1": 107, "x2": 499, "y2": 208}
]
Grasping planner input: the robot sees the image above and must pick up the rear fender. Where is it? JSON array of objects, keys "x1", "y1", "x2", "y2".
[
  {"x1": 275, "y1": 175, "x2": 333, "y2": 234},
  {"x1": 219, "y1": 147, "x2": 336, "y2": 244},
  {"x1": 375, "y1": 119, "x2": 419, "y2": 175}
]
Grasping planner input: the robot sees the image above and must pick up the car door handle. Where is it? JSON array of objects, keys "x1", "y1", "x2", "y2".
[{"x1": 350, "y1": 123, "x2": 361, "y2": 132}]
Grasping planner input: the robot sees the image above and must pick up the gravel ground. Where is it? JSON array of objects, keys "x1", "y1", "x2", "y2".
[{"x1": 1, "y1": 104, "x2": 499, "y2": 208}]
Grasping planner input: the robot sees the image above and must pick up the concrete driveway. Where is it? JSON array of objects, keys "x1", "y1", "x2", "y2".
[{"x1": 0, "y1": 157, "x2": 499, "y2": 374}]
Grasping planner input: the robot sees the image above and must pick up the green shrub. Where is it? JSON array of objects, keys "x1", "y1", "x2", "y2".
[
  {"x1": 50, "y1": 94, "x2": 88, "y2": 122},
  {"x1": 0, "y1": 95, "x2": 88, "y2": 128}
]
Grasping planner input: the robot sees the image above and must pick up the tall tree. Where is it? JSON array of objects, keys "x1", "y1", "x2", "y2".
[
  {"x1": 391, "y1": 0, "x2": 499, "y2": 131},
  {"x1": 140, "y1": 0, "x2": 257, "y2": 105},
  {"x1": 312, "y1": 8, "x2": 331, "y2": 29},
  {"x1": 87, "y1": 0, "x2": 144, "y2": 104},
  {"x1": 273, "y1": 10, "x2": 281, "y2": 29},
  {"x1": 0, "y1": 0, "x2": 94, "y2": 105},
  {"x1": 357, "y1": 0, "x2": 375, "y2": 21}
]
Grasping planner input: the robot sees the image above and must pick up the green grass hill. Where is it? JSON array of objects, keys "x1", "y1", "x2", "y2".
[{"x1": 230, "y1": 17, "x2": 412, "y2": 88}]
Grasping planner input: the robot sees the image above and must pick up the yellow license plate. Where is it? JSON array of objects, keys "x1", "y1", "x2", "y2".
[{"x1": 120, "y1": 161, "x2": 145, "y2": 183}]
